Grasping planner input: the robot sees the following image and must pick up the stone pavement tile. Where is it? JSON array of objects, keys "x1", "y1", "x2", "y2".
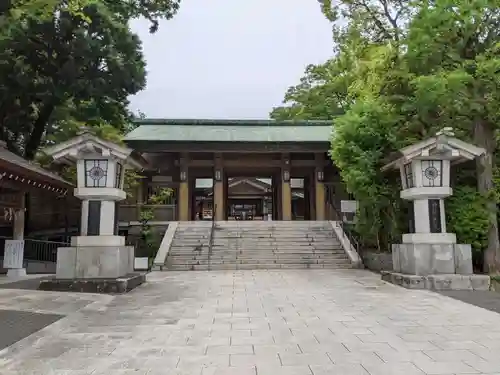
[
  {"x1": 318, "y1": 332, "x2": 363, "y2": 344},
  {"x1": 93, "y1": 370, "x2": 149, "y2": 375},
  {"x1": 309, "y1": 363, "x2": 369, "y2": 375},
  {"x1": 228, "y1": 329, "x2": 252, "y2": 338},
  {"x1": 232, "y1": 322, "x2": 270, "y2": 331},
  {"x1": 207, "y1": 345, "x2": 254, "y2": 355},
  {"x1": 327, "y1": 351, "x2": 383, "y2": 366},
  {"x1": 278, "y1": 352, "x2": 333, "y2": 366},
  {"x1": 396, "y1": 341, "x2": 442, "y2": 351},
  {"x1": 2, "y1": 357, "x2": 80, "y2": 373},
  {"x1": 272, "y1": 335, "x2": 318, "y2": 346},
  {"x1": 255, "y1": 365, "x2": 312, "y2": 375},
  {"x1": 413, "y1": 359, "x2": 479, "y2": 374},
  {"x1": 187, "y1": 337, "x2": 231, "y2": 346},
  {"x1": 201, "y1": 366, "x2": 257, "y2": 375},
  {"x1": 463, "y1": 359, "x2": 500, "y2": 373},
  {"x1": 176, "y1": 354, "x2": 230, "y2": 371},
  {"x1": 469, "y1": 348, "x2": 500, "y2": 361},
  {"x1": 105, "y1": 357, "x2": 180, "y2": 371},
  {"x1": 110, "y1": 346, "x2": 166, "y2": 357},
  {"x1": 147, "y1": 368, "x2": 201, "y2": 375},
  {"x1": 299, "y1": 341, "x2": 348, "y2": 354},
  {"x1": 229, "y1": 353, "x2": 280, "y2": 367},
  {"x1": 374, "y1": 347, "x2": 431, "y2": 363},
  {"x1": 473, "y1": 338, "x2": 500, "y2": 349},
  {"x1": 399, "y1": 333, "x2": 445, "y2": 342},
  {"x1": 356, "y1": 333, "x2": 404, "y2": 345},
  {"x1": 253, "y1": 344, "x2": 301, "y2": 355},
  {"x1": 343, "y1": 342, "x2": 397, "y2": 353},
  {"x1": 231, "y1": 334, "x2": 274, "y2": 345},
  {"x1": 423, "y1": 349, "x2": 482, "y2": 362},
  {"x1": 361, "y1": 361, "x2": 425, "y2": 375},
  {"x1": 213, "y1": 329, "x2": 248, "y2": 339},
  {"x1": 431, "y1": 340, "x2": 487, "y2": 351}
]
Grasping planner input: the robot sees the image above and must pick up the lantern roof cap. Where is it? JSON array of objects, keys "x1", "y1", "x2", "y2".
[
  {"x1": 381, "y1": 128, "x2": 485, "y2": 172},
  {"x1": 43, "y1": 131, "x2": 148, "y2": 170}
]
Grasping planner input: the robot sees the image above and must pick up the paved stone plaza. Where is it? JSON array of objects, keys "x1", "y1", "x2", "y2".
[{"x1": 2, "y1": 270, "x2": 500, "y2": 375}]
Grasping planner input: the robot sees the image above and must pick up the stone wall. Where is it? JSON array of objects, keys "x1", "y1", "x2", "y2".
[
  {"x1": 0, "y1": 258, "x2": 56, "y2": 274},
  {"x1": 361, "y1": 251, "x2": 393, "y2": 272}
]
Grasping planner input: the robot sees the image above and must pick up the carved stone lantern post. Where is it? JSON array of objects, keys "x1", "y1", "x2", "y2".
[
  {"x1": 39, "y1": 132, "x2": 148, "y2": 292},
  {"x1": 381, "y1": 128, "x2": 490, "y2": 290}
]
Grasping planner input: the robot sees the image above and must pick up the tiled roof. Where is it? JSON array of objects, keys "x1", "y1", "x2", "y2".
[
  {"x1": 124, "y1": 119, "x2": 333, "y2": 143},
  {"x1": 0, "y1": 143, "x2": 71, "y2": 187}
]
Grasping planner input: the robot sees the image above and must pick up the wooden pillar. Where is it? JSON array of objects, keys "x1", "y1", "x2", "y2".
[
  {"x1": 214, "y1": 154, "x2": 224, "y2": 221},
  {"x1": 315, "y1": 153, "x2": 326, "y2": 221},
  {"x1": 281, "y1": 154, "x2": 292, "y2": 221},
  {"x1": 136, "y1": 178, "x2": 145, "y2": 220},
  {"x1": 224, "y1": 172, "x2": 229, "y2": 220},
  {"x1": 178, "y1": 155, "x2": 189, "y2": 221},
  {"x1": 13, "y1": 193, "x2": 25, "y2": 240}
]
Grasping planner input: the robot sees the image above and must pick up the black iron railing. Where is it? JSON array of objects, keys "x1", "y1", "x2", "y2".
[
  {"x1": 325, "y1": 185, "x2": 361, "y2": 255},
  {"x1": 208, "y1": 204, "x2": 217, "y2": 271},
  {"x1": 0, "y1": 236, "x2": 69, "y2": 263}
]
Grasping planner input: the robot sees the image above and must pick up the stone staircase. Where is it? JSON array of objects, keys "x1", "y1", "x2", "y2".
[
  {"x1": 164, "y1": 221, "x2": 354, "y2": 271},
  {"x1": 164, "y1": 221, "x2": 211, "y2": 271}
]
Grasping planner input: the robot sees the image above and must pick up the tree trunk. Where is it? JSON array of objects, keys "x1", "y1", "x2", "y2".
[
  {"x1": 474, "y1": 120, "x2": 500, "y2": 274},
  {"x1": 24, "y1": 102, "x2": 56, "y2": 160}
]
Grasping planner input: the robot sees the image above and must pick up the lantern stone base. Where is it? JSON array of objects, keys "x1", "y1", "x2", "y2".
[
  {"x1": 381, "y1": 271, "x2": 490, "y2": 291},
  {"x1": 55, "y1": 245, "x2": 134, "y2": 279},
  {"x1": 392, "y1": 243, "x2": 473, "y2": 275},
  {"x1": 38, "y1": 273, "x2": 145, "y2": 294},
  {"x1": 6, "y1": 268, "x2": 27, "y2": 277}
]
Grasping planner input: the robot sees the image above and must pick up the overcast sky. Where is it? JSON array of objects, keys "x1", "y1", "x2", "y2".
[{"x1": 128, "y1": 0, "x2": 333, "y2": 119}]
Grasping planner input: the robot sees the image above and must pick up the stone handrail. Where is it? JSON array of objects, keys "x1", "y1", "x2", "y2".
[{"x1": 152, "y1": 222, "x2": 179, "y2": 270}]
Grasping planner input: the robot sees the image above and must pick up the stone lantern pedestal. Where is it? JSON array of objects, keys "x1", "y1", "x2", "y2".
[
  {"x1": 38, "y1": 132, "x2": 148, "y2": 293},
  {"x1": 380, "y1": 129, "x2": 490, "y2": 290}
]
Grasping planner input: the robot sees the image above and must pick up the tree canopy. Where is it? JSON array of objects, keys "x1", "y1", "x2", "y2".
[
  {"x1": 272, "y1": 0, "x2": 500, "y2": 272},
  {"x1": 0, "y1": 0, "x2": 180, "y2": 159}
]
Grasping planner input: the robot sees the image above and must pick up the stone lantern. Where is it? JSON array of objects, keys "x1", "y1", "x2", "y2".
[
  {"x1": 380, "y1": 128, "x2": 490, "y2": 290},
  {"x1": 40, "y1": 132, "x2": 148, "y2": 292}
]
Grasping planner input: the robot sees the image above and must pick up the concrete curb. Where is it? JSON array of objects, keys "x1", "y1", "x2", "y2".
[
  {"x1": 152, "y1": 222, "x2": 178, "y2": 270},
  {"x1": 329, "y1": 221, "x2": 363, "y2": 268}
]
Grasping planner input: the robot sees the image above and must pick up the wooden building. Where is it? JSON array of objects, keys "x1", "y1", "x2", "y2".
[
  {"x1": 123, "y1": 119, "x2": 349, "y2": 222},
  {"x1": 2, "y1": 119, "x2": 352, "y2": 241}
]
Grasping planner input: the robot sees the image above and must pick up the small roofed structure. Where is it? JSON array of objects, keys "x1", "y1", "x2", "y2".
[
  {"x1": 380, "y1": 128, "x2": 489, "y2": 290},
  {"x1": 382, "y1": 127, "x2": 485, "y2": 172},
  {"x1": 0, "y1": 140, "x2": 71, "y2": 195},
  {"x1": 45, "y1": 131, "x2": 147, "y2": 170},
  {"x1": 0, "y1": 140, "x2": 73, "y2": 276}
]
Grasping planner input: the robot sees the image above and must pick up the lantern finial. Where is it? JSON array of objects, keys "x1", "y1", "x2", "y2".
[{"x1": 436, "y1": 127, "x2": 454, "y2": 137}]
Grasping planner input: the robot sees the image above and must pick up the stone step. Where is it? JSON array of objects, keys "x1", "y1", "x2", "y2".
[
  {"x1": 164, "y1": 221, "x2": 352, "y2": 271},
  {"x1": 211, "y1": 246, "x2": 344, "y2": 251},
  {"x1": 166, "y1": 263, "x2": 353, "y2": 271},
  {"x1": 167, "y1": 256, "x2": 350, "y2": 263},
  {"x1": 209, "y1": 253, "x2": 348, "y2": 258},
  {"x1": 211, "y1": 240, "x2": 341, "y2": 245}
]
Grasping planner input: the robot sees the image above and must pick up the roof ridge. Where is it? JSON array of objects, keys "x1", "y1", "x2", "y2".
[{"x1": 132, "y1": 118, "x2": 333, "y2": 126}]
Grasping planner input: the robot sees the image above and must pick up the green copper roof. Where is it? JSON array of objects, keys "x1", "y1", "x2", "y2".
[{"x1": 124, "y1": 119, "x2": 333, "y2": 143}]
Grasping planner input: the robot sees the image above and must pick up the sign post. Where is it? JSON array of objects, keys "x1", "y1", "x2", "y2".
[{"x1": 3, "y1": 239, "x2": 26, "y2": 277}]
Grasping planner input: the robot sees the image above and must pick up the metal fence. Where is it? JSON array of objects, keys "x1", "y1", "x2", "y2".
[{"x1": 0, "y1": 236, "x2": 69, "y2": 263}]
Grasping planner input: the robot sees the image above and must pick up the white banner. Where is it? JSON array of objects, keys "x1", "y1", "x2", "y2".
[
  {"x1": 341, "y1": 200, "x2": 358, "y2": 213},
  {"x1": 3, "y1": 240, "x2": 25, "y2": 269}
]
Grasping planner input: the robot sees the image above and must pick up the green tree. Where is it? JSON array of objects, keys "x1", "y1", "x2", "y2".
[
  {"x1": 406, "y1": 0, "x2": 500, "y2": 272},
  {"x1": 0, "y1": 0, "x2": 180, "y2": 159},
  {"x1": 275, "y1": 0, "x2": 500, "y2": 272}
]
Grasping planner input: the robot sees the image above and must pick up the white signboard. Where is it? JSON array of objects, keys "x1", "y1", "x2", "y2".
[
  {"x1": 3, "y1": 240, "x2": 25, "y2": 269},
  {"x1": 134, "y1": 257, "x2": 149, "y2": 271},
  {"x1": 341, "y1": 200, "x2": 358, "y2": 213}
]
